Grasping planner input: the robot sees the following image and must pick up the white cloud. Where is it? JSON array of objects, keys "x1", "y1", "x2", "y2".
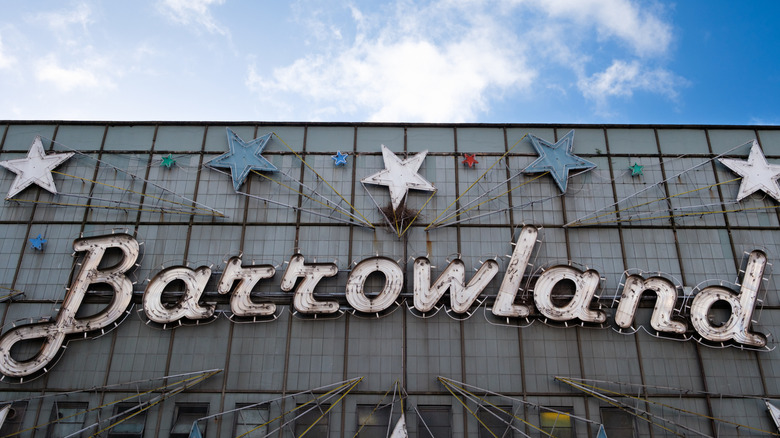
[
  {"x1": 577, "y1": 59, "x2": 683, "y2": 103},
  {"x1": 523, "y1": 0, "x2": 672, "y2": 57},
  {"x1": 37, "y1": 2, "x2": 93, "y2": 33},
  {"x1": 0, "y1": 34, "x2": 16, "y2": 70},
  {"x1": 158, "y1": 0, "x2": 228, "y2": 36},
  {"x1": 35, "y1": 54, "x2": 116, "y2": 92},
  {"x1": 248, "y1": 2, "x2": 535, "y2": 122},
  {"x1": 247, "y1": 0, "x2": 682, "y2": 121},
  {"x1": 34, "y1": 2, "x2": 94, "y2": 48}
]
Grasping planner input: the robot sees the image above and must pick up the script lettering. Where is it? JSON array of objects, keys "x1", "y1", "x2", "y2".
[
  {"x1": 218, "y1": 257, "x2": 276, "y2": 317},
  {"x1": 144, "y1": 266, "x2": 214, "y2": 323},
  {"x1": 0, "y1": 234, "x2": 138, "y2": 380},
  {"x1": 533, "y1": 266, "x2": 605, "y2": 323},
  {"x1": 615, "y1": 275, "x2": 687, "y2": 334},
  {"x1": 281, "y1": 254, "x2": 339, "y2": 314},
  {"x1": 690, "y1": 250, "x2": 767, "y2": 347},
  {"x1": 492, "y1": 226, "x2": 538, "y2": 318},
  {"x1": 346, "y1": 257, "x2": 403, "y2": 313},
  {"x1": 414, "y1": 257, "x2": 499, "y2": 313}
]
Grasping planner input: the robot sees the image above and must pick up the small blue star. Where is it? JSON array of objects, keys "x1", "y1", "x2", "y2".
[
  {"x1": 207, "y1": 128, "x2": 278, "y2": 191},
  {"x1": 332, "y1": 151, "x2": 348, "y2": 166},
  {"x1": 523, "y1": 130, "x2": 596, "y2": 193},
  {"x1": 29, "y1": 234, "x2": 46, "y2": 251}
]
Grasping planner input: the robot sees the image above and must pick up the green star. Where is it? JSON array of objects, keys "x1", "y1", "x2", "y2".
[
  {"x1": 629, "y1": 162, "x2": 643, "y2": 176},
  {"x1": 161, "y1": 154, "x2": 176, "y2": 169}
]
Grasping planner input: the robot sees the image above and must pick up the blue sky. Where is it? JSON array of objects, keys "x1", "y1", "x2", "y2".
[{"x1": 0, "y1": 0, "x2": 778, "y2": 124}]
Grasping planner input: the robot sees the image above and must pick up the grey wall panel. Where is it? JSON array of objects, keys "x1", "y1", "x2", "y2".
[
  {"x1": 563, "y1": 156, "x2": 615, "y2": 224},
  {"x1": 0, "y1": 224, "x2": 29, "y2": 286},
  {"x1": 606, "y1": 128, "x2": 657, "y2": 155},
  {"x1": 306, "y1": 126, "x2": 355, "y2": 153},
  {"x1": 286, "y1": 317, "x2": 346, "y2": 392},
  {"x1": 568, "y1": 227, "x2": 625, "y2": 292},
  {"x1": 13, "y1": 223, "x2": 82, "y2": 301},
  {"x1": 676, "y1": 228, "x2": 736, "y2": 283},
  {"x1": 167, "y1": 319, "x2": 232, "y2": 392},
  {"x1": 708, "y1": 129, "x2": 758, "y2": 155},
  {"x1": 758, "y1": 309, "x2": 780, "y2": 395},
  {"x1": 657, "y1": 128, "x2": 709, "y2": 155},
  {"x1": 346, "y1": 310, "x2": 403, "y2": 392},
  {"x1": 507, "y1": 156, "x2": 565, "y2": 226},
  {"x1": 2, "y1": 124, "x2": 57, "y2": 151},
  {"x1": 579, "y1": 329, "x2": 642, "y2": 385},
  {"x1": 356, "y1": 127, "x2": 405, "y2": 153},
  {"x1": 621, "y1": 228, "x2": 683, "y2": 279},
  {"x1": 636, "y1": 323, "x2": 705, "y2": 392},
  {"x1": 409, "y1": 127, "x2": 454, "y2": 154},
  {"x1": 463, "y1": 318, "x2": 522, "y2": 392},
  {"x1": 106, "y1": 317, "x2": 173, "y2": 385},
  {"x1": 154, "y1": 125, "x2": 206, "y2": 153},
  {"x1": 138, "y1": 153, "x2": 203, "y2": 224},
  {"x1": 521, "y1": 325, "x2": 581, "y2": 394},
  {"x1": 457, "y1": 127, "x2": 506, "y2": 154},
  {"x1": 406, "y1": 312, "x2": 463, "y2": 393},
  {"x1": 103, "y1": 125, "x2": 155, "y2": 151},
  {"x1": 225, "y1": 309, "x2": 290, "y2": 392},
  {"x1": 204, "y1": 125, "x2": 256, "y2": 153}
]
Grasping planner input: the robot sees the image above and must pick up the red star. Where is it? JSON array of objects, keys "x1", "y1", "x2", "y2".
[{"x1": 462, "y1": 153, "x2": 478, "y2": 168}]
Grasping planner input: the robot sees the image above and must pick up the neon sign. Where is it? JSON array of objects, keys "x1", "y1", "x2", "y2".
[{"x1": 0, "y1": 225, "x2": 771, "y2": 381}]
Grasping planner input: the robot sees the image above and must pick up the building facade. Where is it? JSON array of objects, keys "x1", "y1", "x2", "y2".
[{"x1": 0, "y1": 121, "x2": 778, "y2": 437}]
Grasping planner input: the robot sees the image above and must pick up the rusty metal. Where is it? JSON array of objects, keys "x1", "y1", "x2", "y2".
[
  {"x1": 614, "y1": 274, "x2": 688, "y2": 334},
  {"x1": 532, "y1": 265, "x2": 606, "y2": 323},
  {"x1": 690, "y1": 250, "x2": 768, "y2": 347},
  {"x1": 413, "y1": 257, "x2": 499, "y2": 314},
  {"x1": 281, "y1": 254, "x2": 339, "y2": 314},
  {"x1": 0, "y1": 234, "x2": 138, "y2": 380},
  {"x1": 492, "y1": 225, "x2": 538, "y2": 318},
  {"x1": 143, "y1": 265, "x2": 215, "y2": 324},
  {"x1": 345, "y1": 257, "x2": 403, "y2": 313},
  {"x1": 218, "y1": 256, "x2": 276, "y2": 317}
]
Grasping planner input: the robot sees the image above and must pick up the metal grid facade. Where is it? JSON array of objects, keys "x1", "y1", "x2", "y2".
[{"x1": 0, "y1": 121, "x2": 779, "y2": 437}]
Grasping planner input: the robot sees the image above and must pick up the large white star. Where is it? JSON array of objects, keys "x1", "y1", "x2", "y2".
[
  {"x1": 361, "y1": 145, "x2": 436, "y2": 211},
  {"x1": 0, "y1": 136, "x2": 74, "y2": 199},
  {"x1": 719, "y1": 140, "x2": 780, "y2": 202}
]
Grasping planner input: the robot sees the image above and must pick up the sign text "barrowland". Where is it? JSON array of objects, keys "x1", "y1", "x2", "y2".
[{"x1": 0, "y1": 226, "x2": 770, "y2": 380}]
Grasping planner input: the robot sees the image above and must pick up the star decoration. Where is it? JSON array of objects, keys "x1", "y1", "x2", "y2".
[
  {"x1": 160, "y1": 154, "x2": 176, "y2": 169},
  {"x1": 207, "y1": 128, "x2": 278, "y2": 191},
  {"x1": 29, "y1": 234, "x2": 46, "y2": 251},
  {"x1": 332, "y1": 151, "x2": 348, "y2": 166},
  {"x1": 629, "y1": 162, "x2": 644, "y2": 176},
  {"x1": 462, "y1": 153, "x2": 478, "y2": 168},
  {"x1": 522, "y1": 130, "x2": 596, "y2": 193},
  {"x1": 0, "y1": 136, "x2": 74, "y2": 199},
  {"x1": 361, "y1": 145, "x2": 436, "y2": 211},
  {"x1": 719, "y1": 140, "x2": 780, "y2": 202}
]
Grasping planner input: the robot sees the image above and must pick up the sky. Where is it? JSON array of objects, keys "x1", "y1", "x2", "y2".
[{"x1": 0, "y1": 0, "x2": 778, "y2": 125}]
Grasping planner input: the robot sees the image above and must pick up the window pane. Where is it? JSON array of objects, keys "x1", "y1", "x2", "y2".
[
  {"x1": 477, "y1": 405, "x2": 513, "y2": 438},
  {"x1": 170, "y1": 404, "x2": 208, "y2": 438},
  {"x1": 0, "y1": 402, "x2": 28, "y2": 436},
  {"x1": 601, "y1": 408, "x2": 635, "y2": 438},
  {"x1": 417, "y1": 406, "x2": 451, "y2": 438},
  {"x1": 295, "y1": 403, "x2": 330, "y2": 438},
  {"x1": 47, "y1": 401, "x2": 88, "y2": 438},
  {"x1": 233, "y1": 403, "x2": 269, "y2": 437},
  {"x1": 539, "y1": 408, "x2": 574, "y2": 438},
  {"x1": 357, "y1": 404, "x2": 392, "y2": 438},
  {"x1": 108, "y1": 402, "x2": 147, "y2": 438}
]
